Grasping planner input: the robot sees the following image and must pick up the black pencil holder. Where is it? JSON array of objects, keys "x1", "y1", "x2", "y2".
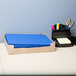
[
  {"x1": 52, "y1": 24, "x2": 74, "y2": 47},
  {"x1": 52, "y1": 24, "x2": 71, "y2": 38}
]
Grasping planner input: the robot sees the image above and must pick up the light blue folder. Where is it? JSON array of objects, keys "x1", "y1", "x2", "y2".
[{"x1": 5, "y1": 34, "x2": 53, "y2": 48}]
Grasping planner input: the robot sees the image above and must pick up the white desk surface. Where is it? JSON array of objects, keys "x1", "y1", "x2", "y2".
[
  {"x1": 0, "y1": 43, "x2": 76, "y2": 75},
  {"x1": 0, "y1": 59, "x2": 3, "y2": 75}
]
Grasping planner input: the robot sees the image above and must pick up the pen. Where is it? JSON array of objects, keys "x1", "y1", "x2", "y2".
[
  {"x1": 51, "y1": 25, "x2": 55, "y2": 30},
  {"x1": 56, "y1": 22, "x2": 59, "y2": 30}
]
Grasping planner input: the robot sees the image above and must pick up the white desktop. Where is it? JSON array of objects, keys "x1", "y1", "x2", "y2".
[{"x1": 0, "y1": 43, "x2": 76, "y2": 75}]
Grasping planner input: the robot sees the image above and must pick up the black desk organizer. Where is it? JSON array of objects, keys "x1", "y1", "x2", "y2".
[{"x1": 52, "y1": 24, "x2": 74, "y2": 47}]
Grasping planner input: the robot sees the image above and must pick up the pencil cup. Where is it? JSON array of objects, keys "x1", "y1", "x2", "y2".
[{"x1": 52, "y1": 24, "x2": 73, "y2": 47}]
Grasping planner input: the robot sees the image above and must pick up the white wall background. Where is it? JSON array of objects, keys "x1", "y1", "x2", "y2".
[{"x1": 0, "y1": 0, "x2": 76, "y2": 42}]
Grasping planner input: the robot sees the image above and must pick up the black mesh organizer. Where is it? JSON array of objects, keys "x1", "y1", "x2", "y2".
[{"x1": 52, "y1": 24, "x2": 74, "y2": 47}]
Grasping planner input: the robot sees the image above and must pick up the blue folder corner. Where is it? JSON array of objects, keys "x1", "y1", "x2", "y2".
[{"x1": 5, "y1": 34, "x2": 53, "y2": 48}]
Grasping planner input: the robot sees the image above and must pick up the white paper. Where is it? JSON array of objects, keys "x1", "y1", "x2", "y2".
[{"x1": 57, "y1": 38, "x2": 71, "y2": 44}]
